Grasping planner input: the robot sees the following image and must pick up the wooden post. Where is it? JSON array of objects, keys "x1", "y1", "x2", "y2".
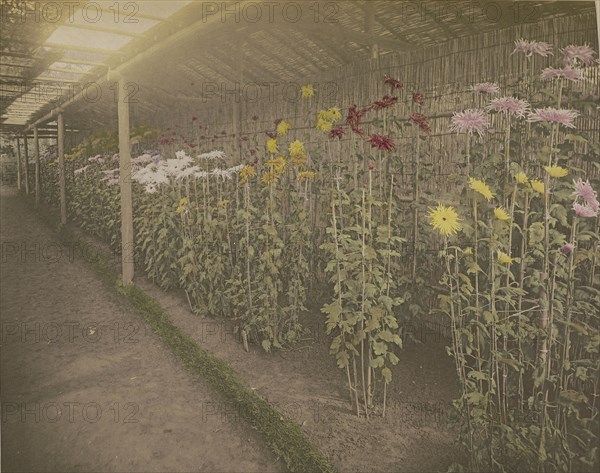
[
  {"x1": 23, "y1": 135, "x2": 30, "y2": 194},
  {"x1": 15, "y1": 137, "x2": 22, "y2": 191},
  {"x1": 118, "y1": 76, "x2": 134, "y2": 284},
  {"x1": 34, "y1": 126, "x2": 40, "y2": 208},
  {"x1": 57, "y1": 112, "x2": 67, "y2": 225}
]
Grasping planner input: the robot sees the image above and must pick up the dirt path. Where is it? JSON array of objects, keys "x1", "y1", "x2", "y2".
[{"x1": 0, "y1": 186, "x2": 283, "y2": 473}]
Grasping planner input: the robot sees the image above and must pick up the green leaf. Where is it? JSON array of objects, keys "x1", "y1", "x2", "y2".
[{"x1": 381, "y1": 367, "x2": 392, "y2": 384}]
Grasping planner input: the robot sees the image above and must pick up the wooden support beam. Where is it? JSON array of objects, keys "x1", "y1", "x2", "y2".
[
  {"x1": 33, "y1": 126, "x2": 40, "y2": 208},
  {"x1": 292, "y1": 18, "x2": 413, "y2": 51},
  {"x1": 15, "y1": 137, "x2": 21, "y2": 191},
  {"x1": 58, "y1": 22, "x2": 142, "y2": 38},
  {"x1": 364, "y1": 6, "x2": 380, "y2": 60},
  {"x1": 118, "y1": 76, "x2": 134, "y2": 285},
  {"x1": 57, "y1": 112, "x2": 67, "y2": 225},
  {"x1": 22, "y1": 135, "x2": 29, "y2": 194}
]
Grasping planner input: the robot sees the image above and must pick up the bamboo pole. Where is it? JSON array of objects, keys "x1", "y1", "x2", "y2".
[
  {"x1": 15, "y1": 137, "x2": 21, "y2": 191},
  {"x1": 23, "y1": 135, "x2": 30, "y2": 194},
  {"x1": 118, "y1": 76, "x2": 134, "y2": 284},
  {"x1": 34, "y1": 126, "x2": 40, "y2": 208},
  {"x1": 57, "y1": 112, "x2": 67, "y2": 225}
]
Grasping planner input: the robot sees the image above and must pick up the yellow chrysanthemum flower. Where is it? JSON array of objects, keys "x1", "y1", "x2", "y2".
[
  {"x1": 428, "y1": 204, "x2": 462, "y2": 237},
  {"x1": 316, "y1": 107, "x2": 342, "y2": 133},
  {"x1": 239, "y1": 165, "x2": 256, "y2": 184},
  {"x1": 494, "y1": 207, "x2": 511, "y2": 221},
  {"x1": 544, "y1": 165, "x2": 568, "y2": 178},
  {"x1": 468, "y1": 177, "x2": 495, "y2": 201},
  {"x1": 176, "y1": 197, "x2": 189, "y2": 214},
  {"x1": 265, "y1": 156, "x2": 287, "y2": 174},
  {"x1": 515, "y1": 172, "x2": 529, "y2": 185},
  {"x1": 217, "y1": 199, "x2": 230, "y2": 207},
  {"x1": 328, "y1": 106, "x2": 342, "y2": 122},
  {"x1": 301, "y1": 84, "x2": 315, "y2": 98},
  {"x1": 276, "y1": 120, "x2": 291, "y2": 136},
  {"x1": 497, "y1": 251, "x2": 513, "y2": 265},
  {"x1": 297, "y1": 170, "x2": 317, "y2": 181},
  {"x1": 261, "y1": 171, "x2": 277, "y2": 185},
  {"x1": 266, "y1": 138, "x2": 278, "y2": 154},
  {"x1": 530, "y1": 179, "x2": 545, "y2": 194},
  {"x1": 289, "y1": 140, "x2": 307, "y2": 167},
  {"x1": 316, "y1": 117, "x2": 333, "y2": 133},
  {"x1": 464, "y1": 247, "x2": 473, "y2": 255}
]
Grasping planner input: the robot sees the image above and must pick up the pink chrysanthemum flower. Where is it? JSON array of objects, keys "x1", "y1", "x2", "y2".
[
  {"x1": 487, "y1": 96, "x2": 530, "y2": 118},
  {"x1": 573, "y1": 178, "x2": 600, "y2": 212},
  {"x1": 573, "y1": 202, "x2": 598, "y2": 218},
  {"x1": 512, "y1": 39, "x2": 553, "y2": 57},
  {"x1": 449, "y1": 109, "x2": 489, "y2": 137},
  {"x1": 367, "y1": 134, "x2": 395, "y2": 152},
  {"x1": 470, "y1": 82, "x2": 500, "y2": 94},
  {"x1": 561, "y1": 242, "x2": 575, "y2": 254},
  {"x1": 527, "y1": 107, "x2": 579, "y2": 128},
  {"x1": 540, "y1": 67, "x2": 584, "y2": 82},
  {"x1": 561, "y1": 44, "x2": 598, "y2": 67}
]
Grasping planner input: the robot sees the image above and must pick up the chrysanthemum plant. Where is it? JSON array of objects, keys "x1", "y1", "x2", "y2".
[{"x1": 439, "y1": 41, "x2": 599, "y2": 473}]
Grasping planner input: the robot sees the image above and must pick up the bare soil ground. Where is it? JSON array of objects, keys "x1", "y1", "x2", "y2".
[
  {"x1": 1, "y1": 185, "x2": 463, "y2": 472},
  {"x1": 0, "y1": 186, "x2": 283, "y2": 473}
]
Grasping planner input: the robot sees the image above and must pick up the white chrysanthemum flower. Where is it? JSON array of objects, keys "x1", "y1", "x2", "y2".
[
  {"x1": 132, "y1": 153, "x2": 154, "y2": 165},
  {"x1": 176, "y1": 165, "x2": 200, "y2": 180},
  {"x1": 194, "y1": 170, "x2": 210, "y2": 179},
  {"x1": 197, "y1": 150, "x2": 226, "y2": 160},
  {"x1": 74, "y1": 165, "x2": 89, "y2": 175}
]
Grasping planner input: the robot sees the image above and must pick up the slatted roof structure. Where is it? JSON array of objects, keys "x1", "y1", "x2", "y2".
[{"x1": 1, "y1": 0, "x2": 596, "y2": 134}]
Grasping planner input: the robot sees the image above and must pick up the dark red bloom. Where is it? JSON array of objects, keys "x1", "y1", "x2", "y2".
[
  {"x1": 329, "y1": 126, "x2": 346, "y2": 140},
  {"x1": 192, "y1": 116, "x2": 197, "y2": 121},
  {"x1": 412, "y1": 92, "x2": 424, "y2": 105},
  {"x1": 198, "y1": 125, "x2": 203, "y2": 129},
  {"x1": 409, "y1": 112, "x2": 431, "y2": 133},
  {"x1": 252, "y1": 115, "x2": 259, "y2": 121},
  {"x1": 368, "y1": 162, "x2": 376, "y2": 170},
  {"x1": 384, "y1": 74, "x2": 403, "y2": 90},
  {"x1": 188, "y1": 144, "x2": 197, "y2": 149},
  {"x1": 172, "y1": 131, "x2": 176, "y2": 136},
  {"x1": 346, "y1": 104, "x2": 371, "y2": 135},
  {"x1": 266, "y1": 131, "x2": 277, "y2": 139},
  {"x1": 274, "y1": 118, "x2": 283, "y2": 126},
  {"x1": 241, "y1": 136, "x2": 249, "y2": 141},
  {"x1": 367, "y1": 134, "x2": 395, "y2": 152},
  {"x1": 371, "y1": 95, "x2": 398, "y2": 110}
]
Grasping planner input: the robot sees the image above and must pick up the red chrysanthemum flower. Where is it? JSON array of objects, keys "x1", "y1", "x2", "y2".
[
  {"x1": 329, "y1": 126, "x2": 346, "y2": 140},
  {"x1": 412, "y1": 92, "x2": 424, "y2": 105},
  {"x1": 371, "y1": 95, "x2": 398, "y2": 110},
  {"x1": 192, "y1": 116, "x2": 197, "y2": 121},
  {"x1": 409, "y1": 112, "x2": 431, "y2": 133},
  {"x1": 367, "y1": 134, "x2": 395, "y2": 152},
  {"x1": 383, "y1": 74, "x2": 403, "y2": 90},
  {"x1": 346, "y1": 104, "x2": 371, "y2": 135}
]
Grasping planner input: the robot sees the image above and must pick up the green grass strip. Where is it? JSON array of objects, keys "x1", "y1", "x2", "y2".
[{"x1": 27, "y1": 196, "x2": 337, "y2": 473}]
